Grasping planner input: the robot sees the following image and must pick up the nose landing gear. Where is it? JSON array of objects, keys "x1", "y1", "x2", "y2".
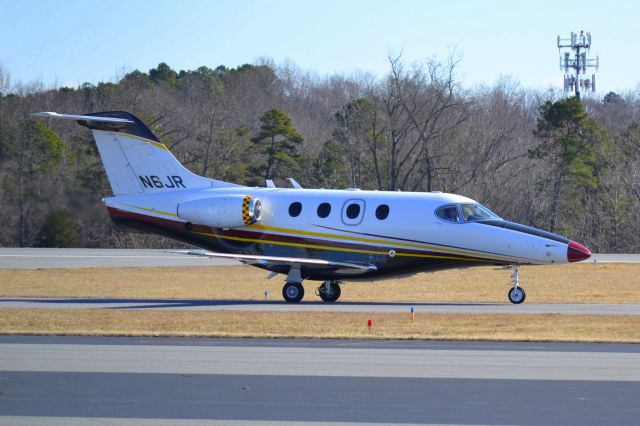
[{"x1": 508, "y1": 264, "x2": 526, "y2": 304}]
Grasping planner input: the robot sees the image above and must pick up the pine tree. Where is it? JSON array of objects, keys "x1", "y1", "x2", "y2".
[{"x1": 251, "y1": 109, "x2": 303, "y2": 180}]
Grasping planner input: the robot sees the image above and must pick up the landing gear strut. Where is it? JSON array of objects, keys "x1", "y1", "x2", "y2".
[
  {"x1": 282, "y1": 265, "x2": 304, "y2": 303},
  {"x1": 317, "y1": 280, "x2": 342, "y2": 303},
  {"x1": 508, "y1": 264, "x2": 526, "y2": 304}
]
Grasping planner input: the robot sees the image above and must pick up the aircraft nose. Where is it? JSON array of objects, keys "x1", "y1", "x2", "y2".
[{"x1": 567, "y1": 241, "x2": 592, "y2": 262}]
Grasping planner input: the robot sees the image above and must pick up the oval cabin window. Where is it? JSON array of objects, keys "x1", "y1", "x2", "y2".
[
  {"x1": 317, "y1": 202, "x2": 331, "y2": 218},
  {"x1": 346, "y1": 203, "x2": 361, "y2": 219},
  {"x1": 375, "y1": 204, "x2": 389, "y2": 220},
  {"x1": 341, "y1": 199, "x2": 365, "y2": 225},
  {"x1": 289, "y1": 202, "x2": 302, "y2": 217}
]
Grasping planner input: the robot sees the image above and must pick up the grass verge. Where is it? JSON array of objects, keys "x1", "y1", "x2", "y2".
[
  {"x1": 1, "y1": 263, "x2": 640, "y2": 303},
  {"x1": 1, "y1": 308, "x2": 639, "y2": 342}
]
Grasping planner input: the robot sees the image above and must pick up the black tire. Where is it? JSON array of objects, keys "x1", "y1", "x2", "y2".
[
  {"x1": 319, "y1": 281, "x2": 341, "y2": 303},
  {"x1": 508, "y1": 287, "x2": 526, "y2": 304},
  {"x1": 282, "y1": 282, "x2": 304, "y2": 303}
]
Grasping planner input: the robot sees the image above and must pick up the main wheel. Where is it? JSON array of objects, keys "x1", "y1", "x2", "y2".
[
  {"x1": 318, "y1": 281, "x2": 341, "y2": 303},
  {"x1": 508, "y1": 286, "x2": 526, "y2": 304},
  {"x1": 282, "y1": 282, "x2": 304, "y2": 303}
]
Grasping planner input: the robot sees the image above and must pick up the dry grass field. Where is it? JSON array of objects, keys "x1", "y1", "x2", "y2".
[
  {"x1": 2, "y1": 263, "x2": 639, "y2": 342},
  {"x1": 1, "y1": 263, "x2": 639, "y2": 303},
  {"x1": 1, "y1": 308, "x2": 638, "y2": 342}
]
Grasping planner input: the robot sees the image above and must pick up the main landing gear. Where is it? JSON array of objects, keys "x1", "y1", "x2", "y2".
[
  {"x1": 508, "y1": 264, "x2": 526, "y2": 304},
  {"x1": 281, "y1": 280, "x2": 343, "y2": 303},
  {"x1": 280, "y1": 264, "x2": 342, "y2": 303},
  {"x1": 316, "y1": 280, "x2": 342, "y2": 303}
]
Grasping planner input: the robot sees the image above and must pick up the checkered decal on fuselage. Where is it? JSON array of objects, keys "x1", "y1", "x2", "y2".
[{"x1": 242, "y1": 195, "x2": 253, "y2": 225}]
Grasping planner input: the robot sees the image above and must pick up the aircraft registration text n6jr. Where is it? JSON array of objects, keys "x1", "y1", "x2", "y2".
[{"x1": 139, "y1": 175, "x2": 186, "y2": 190}]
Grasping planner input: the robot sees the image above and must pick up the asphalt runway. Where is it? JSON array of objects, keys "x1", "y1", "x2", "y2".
[
  {"x1": 0, "y1": 248, "x2": 236, "y2": 269},
  {"x1": 0, "y1": 248, "x2": 638, "y2": 269},
  {"x1": 2, "y1": 297, "x2": 639, "y2": 315},
  {"x1": 0, "y1": 336, "x2": 639, "y2": 425}
]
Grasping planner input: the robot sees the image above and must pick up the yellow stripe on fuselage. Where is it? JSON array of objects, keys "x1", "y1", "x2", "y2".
[
  {"x1": 116, "y1": 206, "x2": 496, "y2": 262},
  {"x1": 194, "y1": 231, "x2": 489, "y2": 263},
  {"x1": 249, "y1": 224, "x2": 508, "y2": 262},
  {"x1": 123, "y1": 204, "x2": 178, "y2": 218},
  {"x1": 115, "y1": 204, "x2": 514, "y2": 263}
]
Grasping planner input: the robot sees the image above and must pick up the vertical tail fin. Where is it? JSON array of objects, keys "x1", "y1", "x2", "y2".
[{"x1": 31, "y1": 111, "x2": 239, "y2": 195}]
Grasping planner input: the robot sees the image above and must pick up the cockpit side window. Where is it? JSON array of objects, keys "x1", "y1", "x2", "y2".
[
  {"x1": 436, "y1": 205, "x2": 460, "y2": 223},
  {"x1": 461, "y1": 203, "x2": 500, "y2": 221}
]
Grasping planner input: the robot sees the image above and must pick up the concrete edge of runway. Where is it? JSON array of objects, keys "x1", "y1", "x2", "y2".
[{"x1": 1, "y1": 297, "x2": 639, "y2": 316}]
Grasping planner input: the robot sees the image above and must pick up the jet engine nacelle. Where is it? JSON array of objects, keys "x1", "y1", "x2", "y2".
[{"x1": 177, "y1": 195, "x2": 262, "y2": 228}]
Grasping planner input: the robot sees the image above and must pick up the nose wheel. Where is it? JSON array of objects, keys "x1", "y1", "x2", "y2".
[
  {"x1": 508, "y1": 264, "x2": 526, "y2": 304},
  {"x1": 508, "y1": 286, "x2": 526, "y2": 304}
]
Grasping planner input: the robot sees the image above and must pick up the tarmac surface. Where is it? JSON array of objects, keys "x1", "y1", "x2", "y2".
[
  {"x1": 0, "y1": 248, "x2": 236, "y2": 269},
  {"x1": 2, "y1": 297, "x2": 639, "y2": 315},
  {"x1": 1, "y1": 336, "x2": 639, "y2": 425},
  {"x1": 0, "y1": 248, "x2": 638, "y2": 269},
  {"x1": 2, "y1": 250, "x2": 640, "y2": 424}
]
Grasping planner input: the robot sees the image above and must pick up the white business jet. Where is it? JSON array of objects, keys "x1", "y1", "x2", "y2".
[{"x1": 32, "y1": 111, "x2": 592, "y2": 304}]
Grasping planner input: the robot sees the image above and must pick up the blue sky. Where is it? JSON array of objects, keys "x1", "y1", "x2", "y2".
[{"x1": 2, "y1": 0, "x2": 639, "y2": 94}]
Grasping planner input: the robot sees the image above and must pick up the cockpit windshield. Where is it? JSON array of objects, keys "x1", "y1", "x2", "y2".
[
  {"x1": 460, "y1": 203, "x2": 500, "y2": 221},
  {"x1": 436, "y1": 205, "x2": 460, "y2": 222},
  {"x1": 435, "y1": 203, "x2": 501, "y2": 223}
]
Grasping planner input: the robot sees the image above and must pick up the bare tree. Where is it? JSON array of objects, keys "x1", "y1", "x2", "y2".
[
  {"x1": 385, "y1": 52, "x2": 468, "y2": 191},
  {"x1": 334, "y1": 97, "x2": 385, "y2": 189}
]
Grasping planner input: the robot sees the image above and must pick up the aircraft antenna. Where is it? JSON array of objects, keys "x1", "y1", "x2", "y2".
[{"x1": 557, "y1": 30, "x2": 599, "y2": 99}]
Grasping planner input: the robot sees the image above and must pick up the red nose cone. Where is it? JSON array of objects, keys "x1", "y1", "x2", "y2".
[{"x1": 567, "y1": 241, "x2": 592, "y2": 262}]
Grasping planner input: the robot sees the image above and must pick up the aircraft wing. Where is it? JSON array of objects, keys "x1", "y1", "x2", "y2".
[{"x1": 172, "y1": 249, "x2": 377, "y2": 273}]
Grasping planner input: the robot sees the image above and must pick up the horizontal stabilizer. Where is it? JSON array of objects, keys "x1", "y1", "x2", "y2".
[
  {"x1": 171, "y1": 249, "x2": 377, "y2": 272},
  {"x1": 31, "y1": 112, "x2": 134, "y2": 124}
]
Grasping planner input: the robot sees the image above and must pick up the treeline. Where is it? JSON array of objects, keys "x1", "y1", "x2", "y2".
[{"x1": 0, "y1": 58, "x2": 639, "y2": 252}]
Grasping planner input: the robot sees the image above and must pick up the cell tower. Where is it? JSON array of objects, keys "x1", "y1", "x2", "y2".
[{"x1": 557, "y1": 31, "x2": 599, "y2": 99}]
